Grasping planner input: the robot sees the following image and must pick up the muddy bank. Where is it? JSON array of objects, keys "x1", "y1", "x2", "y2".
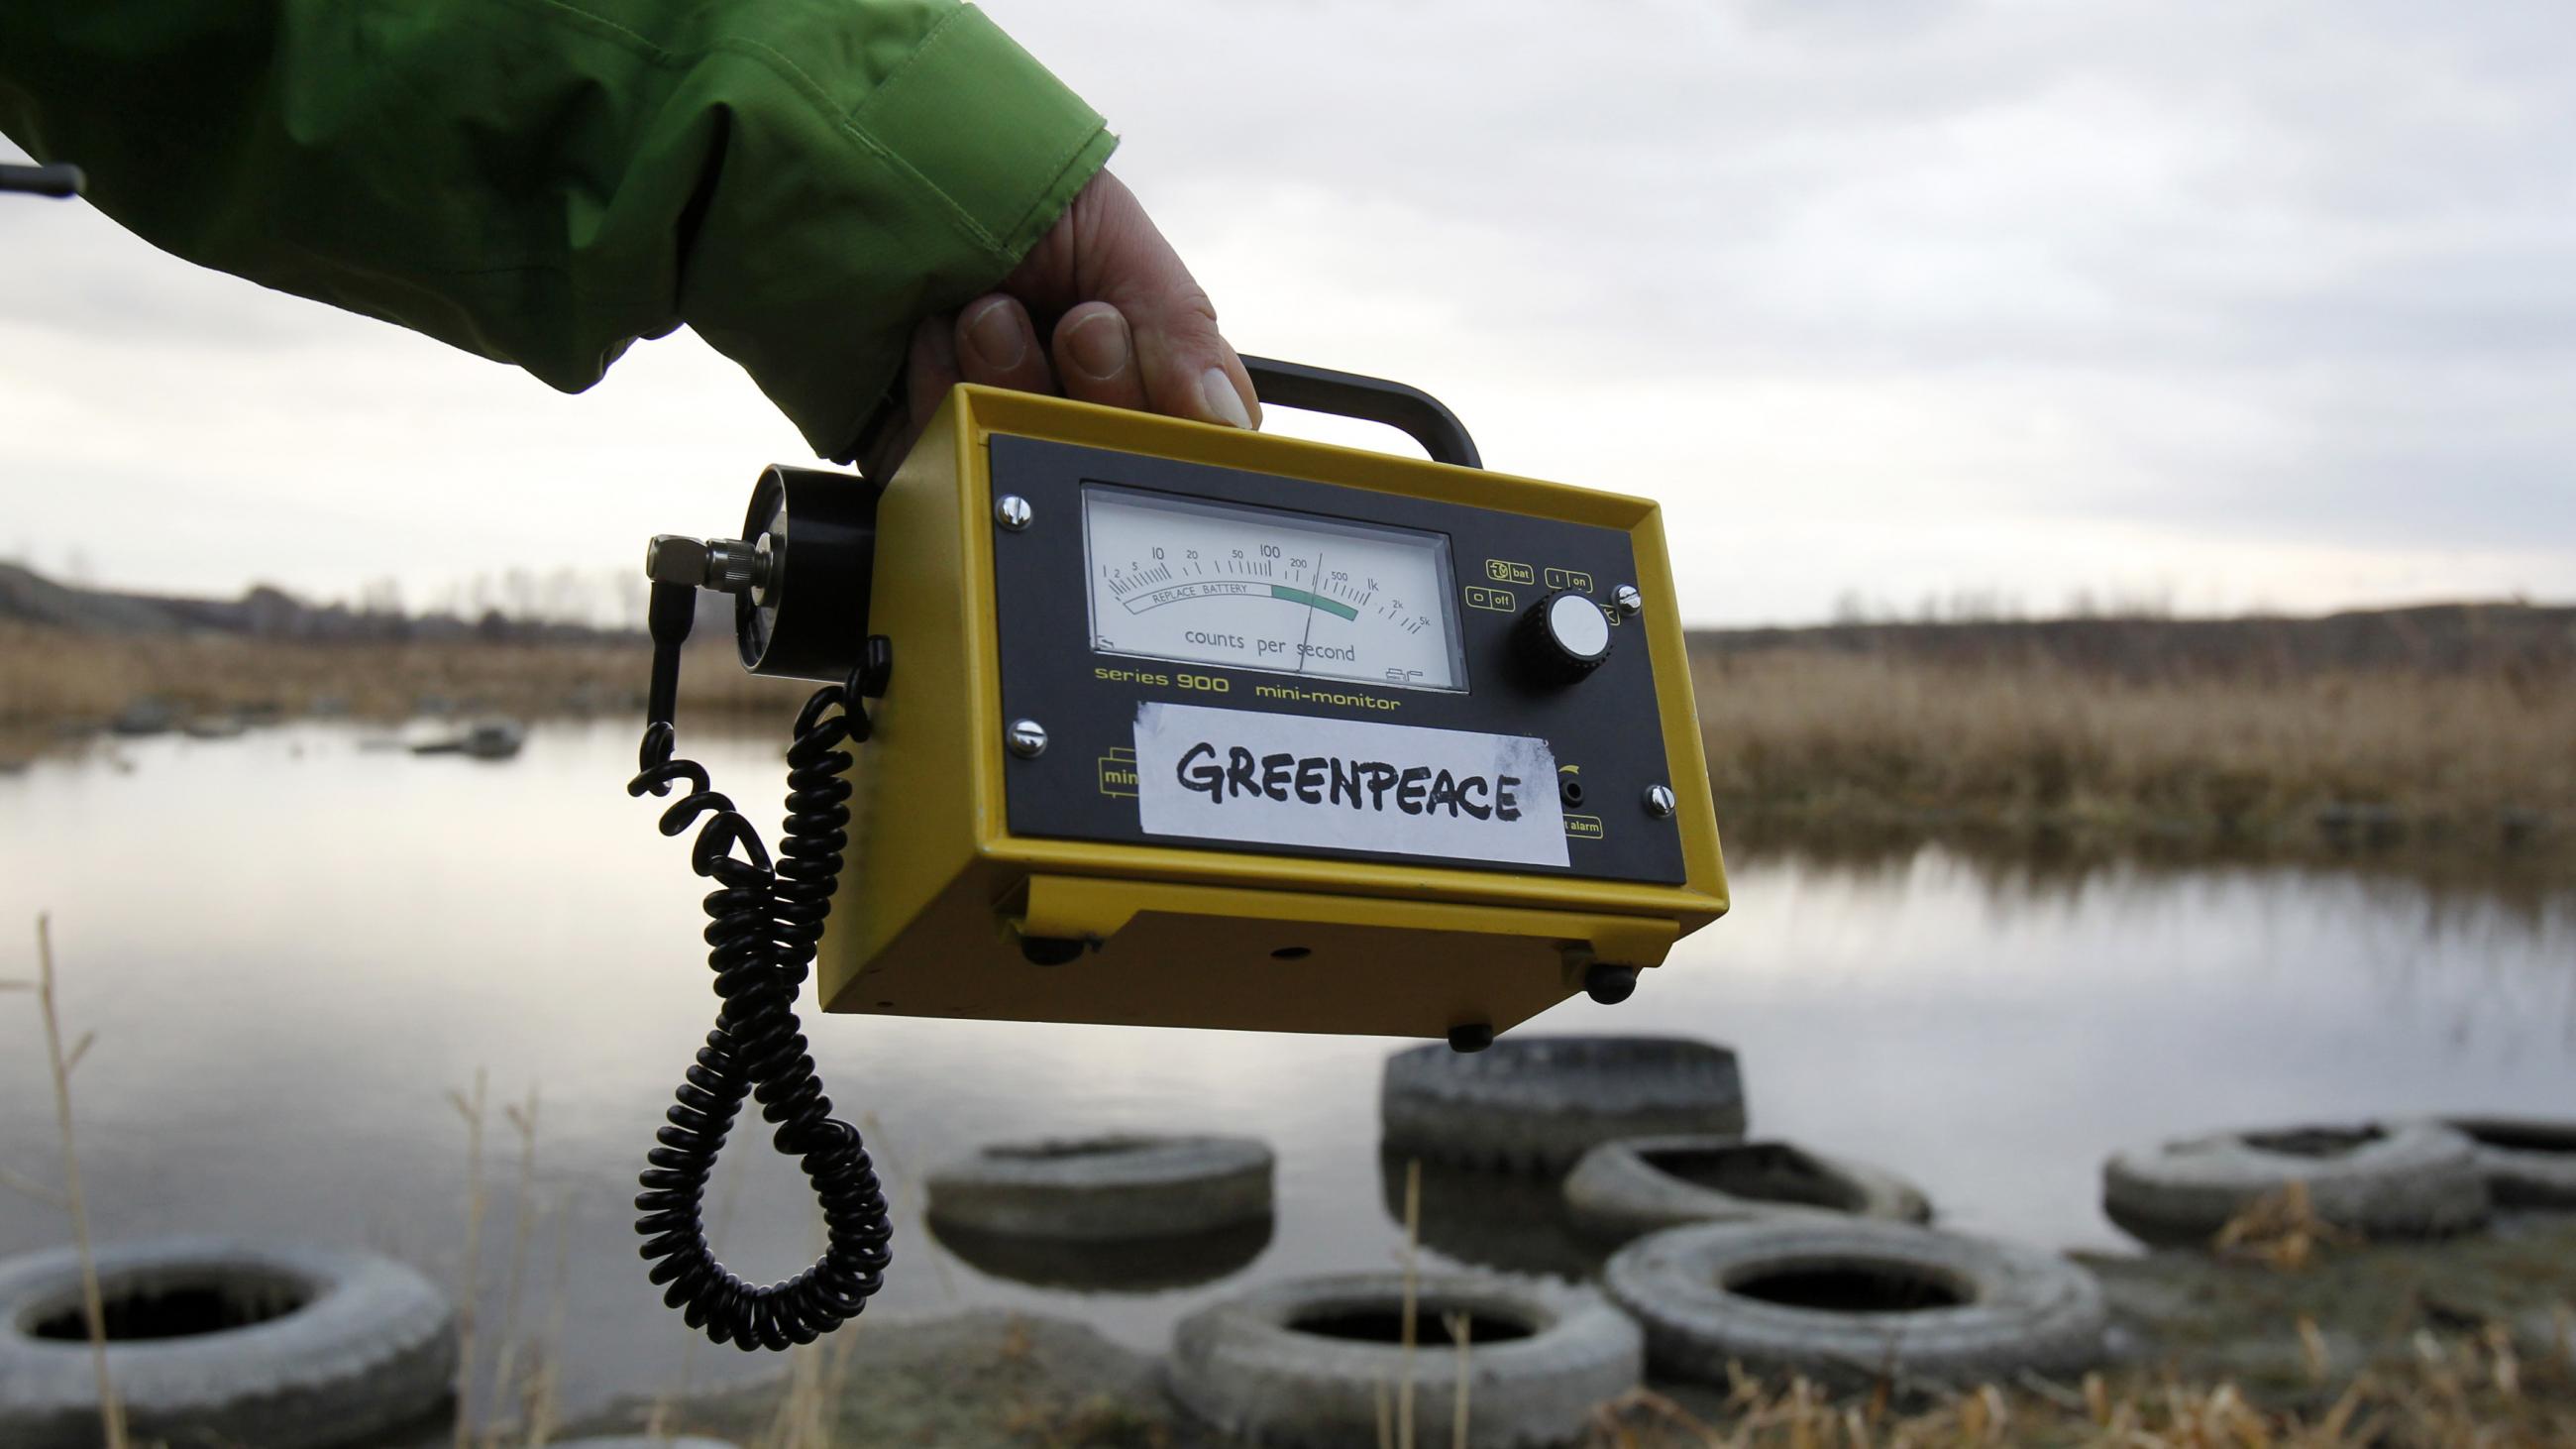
[
  {"x1": 558, "y1": 1220, "x2": 2576, "y2": 1447},
  {"x1": 561, "y1": 1311, "x2": 1219, "y2": 1449},
  {"x1": 2083, "y1": 1212, "x2": 2576, "y2": 1399},
  {"x1": 8, "y1": 611, "x2": 2572, "y2": 875}
]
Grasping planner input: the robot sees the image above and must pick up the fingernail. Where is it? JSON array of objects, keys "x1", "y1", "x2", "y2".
[
  {"x1": 1199, "y1": 368, "x2": 1252, "y2": 429},
  {"x1": 1063, "y1": 310, "x2": 1129, "y2": 383},
  {"x1": 963, "y1": 298, "x2": 1026, "y2": 371}
]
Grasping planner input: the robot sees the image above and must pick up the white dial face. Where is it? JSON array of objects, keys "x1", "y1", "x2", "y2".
[{"x1": 1083, "y1": 485, "x2": 1467, "y2": 693}]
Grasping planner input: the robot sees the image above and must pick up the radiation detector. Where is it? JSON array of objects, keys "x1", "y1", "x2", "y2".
[{"x1": 624, "y1": 361, "x2": 1726, "y2": 1348}]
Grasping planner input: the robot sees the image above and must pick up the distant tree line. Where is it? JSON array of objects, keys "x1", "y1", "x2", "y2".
[{"x1": 0, "y1": 560, "x2": 655, "y2": 643}]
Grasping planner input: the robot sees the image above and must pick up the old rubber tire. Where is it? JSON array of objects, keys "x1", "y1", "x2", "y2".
[
  {"x1": 1169, "y1": 1271, "x2": 1641, "y2": 1448},
  {"x1": 1381, "y1": 1036, "x2": 1746, "y2": 1174},
  {"x1": 927, "y1": 1216, "x2": 1271, "y2": 1292},
  {"x1": 0, "y1": 1237, "x2": 455, "y2": 1449},
  {"x1": 2437, "y1": 1118, "x2": 2576, "y2": 1210},
  {"x1": 924, "y1": 1134, "x2": 1273, "y2": 1241},
  {"x1": 1604, "y1": 1219, "x2": 2106, "y2": 1389},
  {"x1": 1564, "y1": 1137, "x2": 1932, "y2": 1244},
  {"x1": 2101, "y1": 1122, "x2": 2490, "y2": 1246}
]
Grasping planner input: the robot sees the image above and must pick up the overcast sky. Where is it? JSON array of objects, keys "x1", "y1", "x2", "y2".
[{"x1": 3, "y1": 0, "x2": 2569, "y2": 625}]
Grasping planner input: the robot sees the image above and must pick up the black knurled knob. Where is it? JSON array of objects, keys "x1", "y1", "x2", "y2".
[{"x1": 1516, "y1": 589, "x2": 1613, "y2": 685}]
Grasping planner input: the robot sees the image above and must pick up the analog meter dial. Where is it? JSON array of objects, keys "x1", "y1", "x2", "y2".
[{"x1": 1083, "y1": 484, "x2": 1468, "y2": 692}]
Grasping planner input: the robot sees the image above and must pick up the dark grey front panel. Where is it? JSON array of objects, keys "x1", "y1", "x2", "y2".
[{"x1": 989, "y1": 434, "x2": 1685, "y2": 885}]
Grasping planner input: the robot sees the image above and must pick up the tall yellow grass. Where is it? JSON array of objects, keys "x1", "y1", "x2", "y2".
[
  {"x1": 1693, "y1": 645, "x2": 2576, "y2": 848},
  {"x1": 0, "y1": 622, "x2": 804, "y2": 728},
  {"x1": 7, "y1": 622, "x2": 2570, "y2": 857}
]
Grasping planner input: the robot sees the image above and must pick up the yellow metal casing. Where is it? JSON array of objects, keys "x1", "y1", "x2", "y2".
[{"x1": 819, "y1": 386, "x2": 1726, "y2": 1040}]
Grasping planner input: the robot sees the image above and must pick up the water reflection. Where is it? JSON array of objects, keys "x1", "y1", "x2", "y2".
[
  {"x1": 924, "y1": 1217, "x2": 1274, "y2": 1293},
  {"x1": 1, "y1": 721, "x2": 2569, "y2": 1417},
  {"x1": 1375, "y1": 1150, "x2": 1603, "y2": 1282},
  {"x1": 1747, "y1": 831, "x2": 2576, "y2": 937}
]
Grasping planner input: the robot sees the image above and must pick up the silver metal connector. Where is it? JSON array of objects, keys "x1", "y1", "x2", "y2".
[
  {"x1": 644, "y1": 533, "x2": 778, "y2": 598},
  {"x1": 645, "y1": 535, "x2": 709, "y2": 586},
  {"x1": 705, "y1": 538, "x2": 774, "y2": 596}
]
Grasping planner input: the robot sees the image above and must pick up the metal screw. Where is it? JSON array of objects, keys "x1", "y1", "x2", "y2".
[
  {"x1": 996, "y1": 496, "x2": 1033, "y2": 531},
  {"x1": 1613, "y1": 584, "x2": 1645, "y2": 619},
  {"x1": 1006, "y1": 719, "x2": 1049, "y2": 758},
  {"x1": 1644, "y1": 783, "x2": 1676, "y2": 818}
]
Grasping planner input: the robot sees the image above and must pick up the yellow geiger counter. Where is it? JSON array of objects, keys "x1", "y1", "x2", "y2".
[{"x1": 625, "y1": 359, "x2": 1726, "y2": 1348}]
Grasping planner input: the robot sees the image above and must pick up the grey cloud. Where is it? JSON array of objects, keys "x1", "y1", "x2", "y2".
[
  {"x1": 3, "y1": 1, "x2": 2568, "y2": 614},
  {"x1": 1068, "y1": 0, "x2": 2574, "y2": 376},
  {"x1": 0, "y1": 178, "x2": 357, "y2": 348}
]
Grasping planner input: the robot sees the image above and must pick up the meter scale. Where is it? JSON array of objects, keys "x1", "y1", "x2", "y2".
[
  {"x1": 1107, "y1": 575, "x2": 1364, "y2": 622},
  {"x1": 1083, "y1": 484, "x2": 1467, "y2": 692}
]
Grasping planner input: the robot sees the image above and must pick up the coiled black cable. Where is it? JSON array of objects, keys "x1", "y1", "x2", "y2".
[{"x1": 624, "y1": 664, "x2": 892, "y2": 1349}]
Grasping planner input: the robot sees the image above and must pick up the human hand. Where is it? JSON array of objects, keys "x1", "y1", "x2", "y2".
[{"x1": 866, "y1": 169, "x2": 1259, "y2": 478}]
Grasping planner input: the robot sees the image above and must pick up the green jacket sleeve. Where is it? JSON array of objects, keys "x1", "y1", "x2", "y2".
[{"x1": 0, "y1": 0, "x2": 1115, "y2": 460}]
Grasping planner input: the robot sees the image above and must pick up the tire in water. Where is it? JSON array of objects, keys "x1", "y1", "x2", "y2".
[
  {"x1": 1170, "y1": 1271, "x2": 1641, "y2": 1448},
  {"x1": 0, "y1": 1237, "x2": 455, "y2": 1449},
  {"x1": 1604, "y1": 1218, "x2": 2107, "y2": 1390}
]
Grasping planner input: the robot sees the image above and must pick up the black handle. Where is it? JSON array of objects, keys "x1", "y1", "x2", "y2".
[
  {"x1": 1238, "y1": 357, "x2": 1482, "y2": 470},
  {"x1": 0, "y1": 163, "x2": 84, "y2": 199}
]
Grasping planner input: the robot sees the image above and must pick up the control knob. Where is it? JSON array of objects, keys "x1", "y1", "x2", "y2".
[{"x1": 1516, "y1": 589, "x2": 1613, "y2": 685}]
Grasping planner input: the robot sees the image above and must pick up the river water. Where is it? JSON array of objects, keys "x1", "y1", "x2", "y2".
[{"x1": 3, "y1": 720, "x2": 2571, "y2": 1415}]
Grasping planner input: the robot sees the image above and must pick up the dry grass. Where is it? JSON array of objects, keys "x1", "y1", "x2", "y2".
[
  {"x1": 1694, "y1": 646, "x2": 2576, "y2": 853},
  {"x1": 761, "y1": 1329, "x2": 867, "y2": 1449},
  {"x1": 449, "y1": 1069, "x2": 490, "y2": 1449},
  {"x1": 8, "y1": 620, "x2": 2572, "y2": 864},
  {"x1": 1369, "y1": 1157, "x2": 1478, "y2": 1449},
  {"x1": 448, "y1": 1071, "x2": 575, "y2": 1449},
  {"x1": 2212, "y1": 1182, "x2": 2356, "y2": 1275},
  {"x1": 482, "y1": 1085, "x2": 552, "y2": 1449},
  {"x1": 7, "y1": 915, "x2": 129, "y2": 1448},
  {"x1": 0, "y1": 621, "x2": 805, "y2": 730},
  {"x1": 615, "y1": 1314, "x2": 2576, "y2": 1449},
  {"x1": 1580, "y1": 1331, "x2": 2576, "y2": 1448}
]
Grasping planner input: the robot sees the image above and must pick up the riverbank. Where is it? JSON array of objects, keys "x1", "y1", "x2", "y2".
[
  {"x1": 5, "y1": 607, "x2": 2571, "y2": 869},
  {"x1": 0, "y1": 619, "x2": 772, "y2": 730},
  {"x1": 554, "y1": 1218, "x2": 2576, "y2": 1447},
  {"x1": 1691, "y1": 634, "x2": 2574, "y2": 867}
]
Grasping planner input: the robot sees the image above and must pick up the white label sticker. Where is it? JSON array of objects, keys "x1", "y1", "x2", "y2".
[{"x1": 1131, "y1": 702, "x2": 1568, "y2": 868}]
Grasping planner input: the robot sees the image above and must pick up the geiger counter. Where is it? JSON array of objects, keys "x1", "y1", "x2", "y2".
[{"x1": 625, "y1": 361, "x2": 1727, "y2": 1347}]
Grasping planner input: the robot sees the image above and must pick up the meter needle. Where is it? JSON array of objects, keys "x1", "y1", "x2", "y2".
[{"x1": 1291, "y1": 552, "x2": 1325, "y2": 675}]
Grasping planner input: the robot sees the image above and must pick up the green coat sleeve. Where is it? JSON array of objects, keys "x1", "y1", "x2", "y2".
[{"x1": 0, "y1": 0, "x2": 1115, "y2": 460}]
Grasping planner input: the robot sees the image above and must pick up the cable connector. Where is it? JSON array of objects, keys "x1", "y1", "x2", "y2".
[{"x1": 643, "y1": 568, "x2": 698, "y2": 735}]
